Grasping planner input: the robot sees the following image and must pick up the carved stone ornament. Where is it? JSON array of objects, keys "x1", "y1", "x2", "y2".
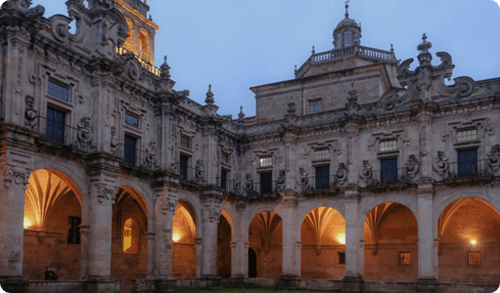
[
  {"x1": 76, "y1": 117, "x2": 92, "y2": 151},
  {"x1": 403, "y1": 155, "x2": 419, "y2": 180},
  {"x1": 233, "y1": 173, "x2": 241, "y2": 193},
  {"x1": 488, "y1": 145, "x2": 500, "y2": 174},
  {"x1": 2, "y1": 0, "x2": 44, "y2": 16},
  {"x1": 144, "y1": 141, "x2": 157, "y2": 169},
  {"x1": 24, "y1": 96, "x2": 38, "y2": 130},
  {"x1": 110, "y1": 127, "x2": 120, "y2": 156},
  {"x1": 297, "y1": 167, "x2": 308, "y2": 186},
  {"x1": 359, "y1": 160, "x2": 373, "y2": 182},
  {"x1": 195, "y1": 159, "x2": 204, "y2": 182},
  {"x1": 334, "y1": 163, "x2": 348, "y2": 186},
  {"x1": 243, "y1": 173, "x2": 253, "y2": 192},
  {"x1": 276, "y1": 170, "x2": 286, "y2": 191},
  {"x1": 92, "y1": 183, "x2": 118, "y2": 204},
  {"x1": 433, "y1": 151, "x2": 449, "y2": 177},
  {"x1": 1, "y1": 165, "x2": 30, "y2": 189}
]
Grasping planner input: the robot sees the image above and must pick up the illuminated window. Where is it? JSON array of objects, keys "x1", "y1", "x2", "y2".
[
  {"x1": 315, "y1": 149, "x2": 329, "y2": 160},
  {"x1": 468, "y1": 251, "x2": 481, "y2": 266},
  {"x1": 138, "y1": 32, "x2": 149, "y2": 61},
  {"x1": 260, "y1": 156, "x2": 272, "y2": 167},
  {"x1": 399, "y1": 252, "x2": 411, "y2": 265},
  {"x1": 180, "y1": 135, "x2": 191, "y2": 149},
  {"x1": 123, "y1": 218, "x2": 139, "y2": 254},
  {"x1": 457, "y1": 129, "x2": 477, "y2": 142},
  {"x1": 338, "y1": 252, "x2": 346, "y2": 264},
  {"x1": 125, "y1": 113, "x2": 139, "y2": 128},
  {"x1": 48, "y1": 80, "x2": 69, "y2": 101},
  {"x1": 309, "y1": 99, "x2": 322, "y2": 114},
  {"x1": 380, "y1": 140, "x2": 397, "y2": 152}
]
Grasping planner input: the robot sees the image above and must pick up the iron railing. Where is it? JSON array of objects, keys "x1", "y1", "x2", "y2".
[
  {"x1": 113, "y1": 143, "x2": 157, "y2": 170},
  {"x1": 441, "y1": 159, "x2": 490, "y2": 180},
  {"x1": 362, "y1": 167, "x2": 415, "y2": 188},
  {"x1": 116, "y1": 47, "x2": 161, "y2": 76},
  {"x1": 171, "y1": 164, "x2": 205, "y2": 183}
]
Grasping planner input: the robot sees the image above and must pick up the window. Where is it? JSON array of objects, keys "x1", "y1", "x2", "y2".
[
  {"x1": 380, "y1": 140, "x2": 397, "y2": 152},
  {"x1": 124, "y1": 134, "x2": 137, "y2": 164},
  {"x1": 399, "y1": 252, "x2": 411, "y2": 265},
  {"x1": 380, "y1": 158, "x2": 398, "y2": 183},
  {"x1": 125, "y1": 113, "x2": 139, "y2": 128},
  {"x1": 345, "y1": 31, "x2": 353, "y2": 47},
  {"x1": 180, "y1": 154, "x2": 189, "y2": 180},
  {"x1": 260, "y1": 172, "x2": 273, "y2": 195},
  {"x1": 338, "y1": 252, "x2": 346, "y2": 264},
  {"x1": 309, "y1": 99, "x2": 322, "y2": 114},
  {"x1": 457, "y1": 129, "x2": 477, "y2": 142},
  {"x1": 457, "y1": 149, "x2": 478, "y2": 177},
  {"x1": 468, "y1": 251, "x2": 480, "y2": 266},
  {"x1": 220, "y1": 169, "x2": 228, "y2": 190},
  {"x1": 46, "y1": 106, "x2": 65, "y2": 144},
  {"x1": 67, "y1": 216, "x2": 81, "y2": 244},
  {"x1": 314, "y1": 149, "x2": 329, "y2": 160},
  {"x1": 259, "y1": 156, "x2": 272, "y2": 167},
  {"x1": 180, "y1": 135, "x2": 191, "y2": 149},
  {"x1": 48, "y1": 80, "x2": 69, "y2": 101},
  {"x1": 315, "y1": 166, "x2": 330, "y2": 190},
  {"x1": 221, "y1": 153, "x2": 230, "y2": 164}
]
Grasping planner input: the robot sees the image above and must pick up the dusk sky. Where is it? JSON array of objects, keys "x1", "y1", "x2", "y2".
[{"x1": 28, "y1": 0, "x2": 500, "y2": 118}]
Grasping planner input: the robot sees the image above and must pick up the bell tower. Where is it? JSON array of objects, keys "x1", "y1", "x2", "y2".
[{"x1": 114, "y1": 0, "x2": 159, "y2": 64}]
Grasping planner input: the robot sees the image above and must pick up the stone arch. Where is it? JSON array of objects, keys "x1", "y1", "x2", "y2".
[
  {"x1": 220, "y1": 209, "x2": 234, "y2": 238},
  {"x1": 296, "y1": 200, "x2": 345, "y2": 242},
  {"x1": 245, "y1": 204, "x2": 282, "y2": 232},
  {"x1": 138, "y1": 29, "x2": 150, "y2": 62},
  {"x1": 124, "y1": 17, "x2": 133, "y2": 51},
  {"x1": 172, "y1": 197, "x2": 198, "y2": 279},
  {"x1": 177, "y1": 192, "x2": 203, "y2": 238}
]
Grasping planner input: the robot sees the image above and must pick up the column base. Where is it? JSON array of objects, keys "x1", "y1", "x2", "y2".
[
  {"x1": 276, "y1": 274, "x2": 298, "y2": 290},
  {"x1": 154, "y1": 277, "x2": 178, "y2": 293},
  {"x1": 0, "y1": 277, "x2": 29, "y2": 293},
  {"x1": 203, "y1": 275, "x2": 222, "y2": 290},
  {"x1": 341, "y1": 276, "x2": 364, "y2": 293},
  {"x1": 416, "y1": 278, "x2": 437, "y2": 293},
  {"x1": 84, "y1": 277, "x2": 120, "y2": 293}
]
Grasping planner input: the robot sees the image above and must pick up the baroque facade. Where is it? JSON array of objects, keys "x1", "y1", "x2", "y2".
[{"x1": 0, "y1": 1, "x2": 500, "y2": 293}]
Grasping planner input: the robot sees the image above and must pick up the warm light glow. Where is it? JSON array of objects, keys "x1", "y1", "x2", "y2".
[
  {"x1": 23, "y1": 220, "x2": 31, "y2": 229},
  {"x1": 173, "y1": 235, "x2": 180, "y2": 242},
  {"x1": 338, "y1": 236, "x2": 346, "y2": 245},
  {"x1": 471, "y1": 239, "x2": 477, "y2": 245}
]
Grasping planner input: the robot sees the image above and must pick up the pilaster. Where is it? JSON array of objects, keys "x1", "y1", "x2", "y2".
[
  {"x1": 194, "y1": 238, "x2": 203, "y2": 278},
  {"x1": 200, "y1": 190, "x2": 223, "y2": 278},
  {"x1": 280, "y1": 193, "x2": 298, "y2": 277}
]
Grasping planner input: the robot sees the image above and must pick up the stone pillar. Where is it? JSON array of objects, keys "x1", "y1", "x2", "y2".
[
  {"x1": 242, "y1": 242, "x2": 249, "y2": 277},
  {"x1": 194, "y1": 238, "x2": 203, "y2": 278},
  {"x1": 413, "y1": 102, "x2": 436, "y2": 179},
  {"x1": 230, "y1": 241, "x2": 237, "y2": 277},
  {"x1": 85, "y1": 182, "x2": 119, "y2": 292},
  {"x1": 79, "y1": 225, "x2": 90, "y2": 280},
  {"x1": 281, "y1": 194, "x2": 298, "y2": 277},
  {"x1": 232, "y1": 201, "x2": 246, "y2": 278},
  {"x1": 153, "y1": 186, "x2": 177, "y2": 279},
  {"x1": 201, "y1": 193, "x2": 222, "y2": 278},
  {"x1": 294, "y1": 241, "x2": 302, "y2": 277},
  {"x1": 342, "y1": 187, "x2": 364, "y2": 292},
  {"x1": 416, "y1": 181, "x2": 437, "y2": 292},
  {"x1": 0, "y1": 164, "x2": 30, "y2": 292},
  {"x1": 145, "y1": 232, "x2": 155, "y2": 278}
]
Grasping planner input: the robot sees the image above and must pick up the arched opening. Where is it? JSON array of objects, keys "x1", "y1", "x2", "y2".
[
  {"x1": 23, "y1": 169, "x2": 83, "y2": 281},
  {"x1": 300, "y1": 206, "x2": 346, "y2": 280},
  {"x1": 248, "y1": 211, "x2": 282, "y2": 278},
  {"x1": 217, "y1": 210, "x2": 232, "y2": 278},
  {"x1": 438, "y1": 197, "x2": 500, "y2": 284},
  {"x1": 111, "y1": 187, "x2": 148, "y2": 293},
  {"x1": 172, "y1": 199, "x2": 196, "y2": 279},
  {"x1": 248, "y1": 247, "x2": 257, "y2": 278},
  {"x1": 123, "y1": 18, "x2": 133, "y2": 52},
  {"x1": 363, "y1": 202, "x2": 418, "y2": 282},
  {"x1": 138, "y1": 31, "x2": 149, "y2": 62}
]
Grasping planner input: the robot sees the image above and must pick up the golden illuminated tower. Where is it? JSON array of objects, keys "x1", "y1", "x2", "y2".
[{"x1": 114, "y1": 0, "x2": 159, "y2": 64}]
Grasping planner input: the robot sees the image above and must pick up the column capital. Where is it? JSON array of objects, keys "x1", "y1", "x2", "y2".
[
  {"x1": 280, "y1": 193, "x2": 298, "y2": 208},
  {"x1": 0, "y1": 164, "x2": 31, "y2": 190},
  {"x1": 88, "y1": 182, "x2": 118, "y2": 205}
]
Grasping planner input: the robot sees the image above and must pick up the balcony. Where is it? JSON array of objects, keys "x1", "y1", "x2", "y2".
[
  {"x1": 439, "y1": 159, "x2": 491, "y2": 180},
  {"x1": 171, "y1": 164, "x2": 205, "y2": 184},
  {"x1": 113, "y1": 143, "x2": 157, "y2": 170},
  {"x1": 116, "y1": 47, "x2": 161, "y2": 76},
  {"x1": 217, "y1": 177, "x2": 282, "y2": 199},
  {"x1": 361, "y1": 167, "x2": 416, "y2": 189}
]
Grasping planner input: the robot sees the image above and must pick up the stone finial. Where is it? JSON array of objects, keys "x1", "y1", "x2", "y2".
[
  {"x1": 417, "y1": 33, "x2": 433, "y2": 67},
  {"x1": 205, "y1": 84, "x2": 215, "y2": 105},
  {"x1": 417, "y1": 33, "x2": 432, "y2": 54},
  {"x1": 312, "y1": 46, "x2": 315, "y2": 54},
  {"x1": 238, "y1": 106, "x2": 245, "y2": 121},
  {"x1": 345, "y1": 0, "x2": 350, "y2": 18},
  {"x1": 160, "y1": 55, "x2": 171, "y2": 79},
  {"x1": 391, "y1": 44, "x2": 394, "y2": 52}
]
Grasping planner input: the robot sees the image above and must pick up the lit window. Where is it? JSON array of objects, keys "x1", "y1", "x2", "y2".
[
  {"x1": 125, "y1": 113, "x2": 139, "y2": 128},
  {"x1": 309, "y1": 99, "x2": 322, "y2": 114},
  {"x1": 338, "y1": 252, "x2": 346, "y2": 264},
  {"x1": 380, "y1": 140, "x2": 397, "y2": 152},
  {"x1": 468, "y1": 251, "x2": 481, "y2": 266},
  {"x1": 399, "y1": 252, "x2": 411, "y2": 265},
  {"x1": 180, "y1": 135, "x2": 191, "y2": 149},
  {"x1": 260, "y1": 156, "x2": 272, "y2": 167},
  {"x1": 457, "y1": 130, "x2": 477, "y2": 142},
  {"x1": 315, "y1": 149, "x2": 329, "y2": 160},
  {"x1": 123, "y1": 218, "x2": 139, "y2": 254},
  {"x1": 48, "y1": 80, "x2": 69, "y2": 101}
]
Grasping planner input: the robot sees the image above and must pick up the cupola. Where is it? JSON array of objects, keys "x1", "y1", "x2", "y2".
[{"x1": 333, "y1": 2, "x2": 362, "y2": 48}]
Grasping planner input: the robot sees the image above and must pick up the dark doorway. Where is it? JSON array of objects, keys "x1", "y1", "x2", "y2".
[{"x1": 248, "y1": 247, "x2": 257, "y2": 278}]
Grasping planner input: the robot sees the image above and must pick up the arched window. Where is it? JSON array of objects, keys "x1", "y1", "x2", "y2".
[
  {"x1": 138, "y1": 32, "x2": 149, "y2": 62},
  {"x1": 123, "y1": 218, "x2": 139, "y2": 254},
  {"x1": 123, "y1": 18, "x2": 133, "y2": 52}
]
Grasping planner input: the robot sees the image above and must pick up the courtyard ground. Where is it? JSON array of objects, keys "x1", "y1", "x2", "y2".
[{"x1": 179, "y1": 289, "x2": 384, "y2": 293}]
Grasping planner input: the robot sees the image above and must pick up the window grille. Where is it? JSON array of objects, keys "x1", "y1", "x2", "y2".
[
  {"x1": 338, "y1": 252, "x2": 346, "y2": 264},
  {"x1": 380, "y1": 140, "x2": 397, "y2": 152},
  {"x1": 468, "y1": 251, "x2": 480, "y2": 265},
  {"x1": 457, "y1": 129, "x2": 477, "y2": 142},
  {"x1": 48, "y1": 81, "x2": 69, "y2": 101},
  {"x1": 309, "y1": 99, "x2": 322, "y2": 114},
  {"x1": 125, "y1": 113, "x2": 139, "y2": 128},
  {"x1": 260, "y1": 157, "x2": 272, "y2": 167},
  {"x1": 399, "y1": 252, "x2": 411, "y2": 265},
  {"x1": 315, "y1": 149, "x2": 329, "y2": 160}
]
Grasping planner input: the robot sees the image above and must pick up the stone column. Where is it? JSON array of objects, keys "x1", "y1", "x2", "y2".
[
  {"x1": 294, "y1": 241, "x2": 302, "y2": 277},
  {"x1": 0, "y1": 164, "x2": 30, "y2": 292},
  {"x1": 231, "y1": 201, "x2": 246, "y2": 278},
  {"x1": 242, "y1": 242, "x2": 249, "y2": 277},
  {"x1": 230, "y1": 241, "x2": 237, "y2": 277},
  {"x1": 413, "y1": 102, "x2": 436, "y2": 179},
  {"x1": 342, "y1": 187, "x2": 364, "y2": 292},
  {"x1": 145, "y1": 232, "x2": 155, "y2": 278},
  {"x1": 79, "y1": 225, "x2": 90, "y2": 280},
  {"x1": 85, "y1": 182, "x2": 119, "y2": 292},
  {"x1": 281, "y1": 194, "x2": 298, "y2": 277},
  {"x1": 416, "y1": 181, "x2": 437, "y2": 292},
  {"x1": 153, "y1": 186, "x2": 177, "y2": 279},
  {"x1": 201, "y1": 193, "x2": 222, "y2": 278},
  {"x1": 194, "y1": 238, "x2": 203, "y2": 278}
]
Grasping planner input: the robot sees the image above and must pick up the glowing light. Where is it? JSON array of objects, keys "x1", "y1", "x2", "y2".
[
  {"x1": 471, "y1": 239, "x2": 477, "y2": 245},
  {"x1": 173, "y1": 235, "x2": 180, "y2": 242},
  {"x1": 23, "y1": 220, "x2": 31, "y2": 229},
  {"x1": 338, "y1": 236, "x2": 346, "y2": 245}
]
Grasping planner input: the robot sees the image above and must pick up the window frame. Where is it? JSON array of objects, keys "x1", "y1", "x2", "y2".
[
  {"x1": 46, "y1": 105, "x2": 66, "y2": 144},
  {"x1": 468, "y1": 251, "x2": 481, "y2": 266},
  {"x1": 124, "y1": 112, "x2": 140, "y2": 129},
  {"x1": 308, "y1": 98, "x2": 323, "y2": 114},
  {"x1": 399, "y1": 251, "x2": 411, "y2": 265},
  {"x1": 180, "y1": 135, "x2": 192, "y2": 150},
  {"x1": 123, "y1": 134, "x2": 138, "y2": 165},
  {"x1": 259, "y1": 171, "x2": 273, "y2": 195},
  {"x1": 338, "y1": 251, "x2": 346, "y2": 265},
  {"x1": 47, "y1": 80, "x2": 70, "y2": 102},
  {"x1": 67, "y1": 216, "x2": 81, "y2": 245},
  {"x1": 259, "y1": 156, "x2": 273, "y2": 168}
]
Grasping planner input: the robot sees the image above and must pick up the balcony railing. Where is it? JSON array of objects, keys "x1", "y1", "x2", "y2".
[
  {"x1": 28, "y1": 116, "x2": 92, "y2": 153},
  {"x1": 172, "y1": 164, "x2": 205, "y2": 184},
  {"x1": 113, "y1": 143, "x2": 157, "y2": 170},
  {"x1": 116, "y1": 47, "x2": 161, "y2": 76},
  {"x1": 440, "y1": 159, "x2": 490, "y2": 180},
  {"x1": 302, "y1": 174, "x2": 344, "y2": 191},
  {"x1": 363, "y1": 167, "x2": 415, "y2": 188},
  {"x1": 217, "y1": 177, "x2": 282, "y2": 197}
]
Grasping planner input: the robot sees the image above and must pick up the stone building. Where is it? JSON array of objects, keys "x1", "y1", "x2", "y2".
[{"x1": 0, "y1": 0, "x2": 499, "y2": 293}]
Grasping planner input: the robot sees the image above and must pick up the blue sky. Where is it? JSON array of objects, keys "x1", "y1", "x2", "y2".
[{"x1": 30, "y1": 0, "x2": 500, "y2": 118}]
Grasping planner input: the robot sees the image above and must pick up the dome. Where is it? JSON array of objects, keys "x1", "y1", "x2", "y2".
[
  {"x1": 332, "y1": 4, "x2": 362, "y2": 49},
  {"x1": 335, "y1": 17, "x2": 359, "y2": 30}
]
